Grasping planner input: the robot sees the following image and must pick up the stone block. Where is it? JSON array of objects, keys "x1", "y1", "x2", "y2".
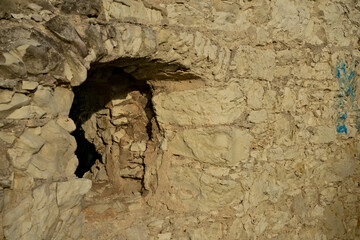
[
  {"x1": 0, "y1": 144, "x2": 12, "y2": 189},
  {"x1": 56, "y1": 179, "x2": 92, "y2": 209},
  {"x1": 56, "y1": 116, "x2": 76, "y2": 133},
  {"x1": 33, "y1": 86, "x2": 58, "y2": 116},
  {"x1": 246, "y1": 81, "x2": 264, "y2": 109},
  {"x1": 107, "y1": 0, "x2": 163, "y2": 24},
  {"x1": 16, "y1": 130, "x2": 45, "y2": 153},
  {"x1": 12, "y1": 172, "x2": 34, "y2": 190},
  {"x1": 3, "y1": 190, "x2": 33, "y2": 240},
  {"x1": 8, "y1": 130, "x2": 45, "y2": 170},
  {"x1": 168, "y1": 128, "x2": 230, "y2": 166},
  {"x1": 169, "y1": 127, "x2": 253, "y2": 166},
  {"x1": 0, "y1": 131, "x2": 16, "y2": 144},
  {"x1": 63, "y1": 52, "x2": 87, "y2": 86},
  {"x1": 111, "y1": 117, "x2": 128, "y2": 125},
  {"x1": 0, "y1": 93, "x2": 30, "y2": 118},
  {"x1": 248, "y1": 109, "x2": 267, "y2": 123},
  {"x1": 310, "y1": 126, "x2": 336, "y2": 144},
  {"x1": 130, "y1": 141, "x2": 147, "y2": 152},
  {"x1": 6, "y1": 106, "x2": 31, "y2": 119},
  {"x1": 231, "y1": 129, "x2": 253, "y2": 163},
  {"x1": 282, "y1": 87, "x2": 296, "y2": 111},
  {"x1": 112, "y1": 129, "x2": 126, "y2": 142},
  {"x1": 153, "y1": 83, "x2": 245, "y2": 126},
  {"x1": 54, "y1": 87, "x2": 74, "y2": 116},
  {"x1": 234, "y1": 46, "x2": 275, "y2": 81},
  {"x1": 61, "y1": 0, "x2": 102, "y2": 17},
  {"x1": 0, "y1": 51, "x2": 27, "y2": 79},
  {"x1": 0, "y1": 89, "x2": 14, "y2": 104},
  {"x1": 26, "y1": 121, "x2": 77, "y2": 179},
  {"x1": 27, "y1": 183, "x2": 59, "y2": 239},
  {"x1": 187, "y1": 222, "x2": 222, "y2": 240},
  {"x1": 8, "y1": 148, "x2": 33, "y2": 170}
]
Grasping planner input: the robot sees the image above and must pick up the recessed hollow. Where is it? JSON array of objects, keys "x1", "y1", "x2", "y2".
[{"x1": 69, "y1": 63, "x2": 156, "y2": 193}]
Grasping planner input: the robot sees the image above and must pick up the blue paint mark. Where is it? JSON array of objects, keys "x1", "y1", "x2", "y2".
[
  {"x1": 335, "y1": 60, "x2": 359, "y2": 134},
  {"x1": 340, "y1": 112, "x2": 347, "y2": 120},
  {"x1": 336, "y1": 123, "x2": 348, "y2": 134}
]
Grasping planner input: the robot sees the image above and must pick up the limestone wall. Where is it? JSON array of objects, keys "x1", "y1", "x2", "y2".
[{"x1": 0, "y1": 0, "x2": 360, "y2": 239}]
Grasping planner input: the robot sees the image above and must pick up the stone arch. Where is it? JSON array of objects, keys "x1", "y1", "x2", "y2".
[
  {"x1": 2, "y1": 1, "x2": 360, "y2": 240},
  {"x1": 0, "y1": 15, "x2": 209, "y2": 240},
  {"x1": 41, "y1": 13, "x2": 209, "y2": 183},
  {"x1": 0, "y1": 3, "x2": 235, "y2": 238}
]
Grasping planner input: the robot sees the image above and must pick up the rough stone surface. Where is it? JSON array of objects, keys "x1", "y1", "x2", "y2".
[
  {"x1": 0, "y1": 0, "x2": 359, "y2": 240},
  {"x1": 22, "y1": 81, "x2": 38, "y2": 91}
]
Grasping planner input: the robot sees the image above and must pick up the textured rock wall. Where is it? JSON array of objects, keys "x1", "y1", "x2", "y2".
[{"x1": 0, "y1": 0, "x2": 360, "y2": 239}]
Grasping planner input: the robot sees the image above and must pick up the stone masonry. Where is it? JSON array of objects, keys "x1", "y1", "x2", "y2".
[{"x1": 0, "y1": 0, "x2": 360, "y2": 239}]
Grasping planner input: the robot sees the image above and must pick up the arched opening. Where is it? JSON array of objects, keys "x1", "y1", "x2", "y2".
[
  {"x1": 69, "y1": 57, "x2": 202, "y2": 238},
  {"x1": 69, "y1": 59, "x2": 159, "y2": 195}
]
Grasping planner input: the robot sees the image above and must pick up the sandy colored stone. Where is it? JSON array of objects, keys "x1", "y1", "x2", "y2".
[
  {"x1": 123, "y1": 223, "x2": 149, "y2": 240},
  {"x1": 33, "y1": 86, "x2": 58, "y2": 116},
  {"x1": 0, "y1": 90, "x2": 14, "y2": 104},
  {"x1": 0, "y1": 1, "x2": 359, "y2": 239},
  {"x1": 130, "y1": 141, "x2": 147, "y2": 152},
  {"x1": 57, "y1": 179, "x2": 92, "y2": 209},
  {"x1": 27, "y1": 121, "x2": 77, "y2": 179},
  {"x1": 187, "y1": 222, "x2": 222, "y2": 240},
  {"x1": 248, "y1": 109, "x2": 267, "y2": 123},
  {"x1": 54, "y1": 87, "x2": 74, "y2": 116},
  {"x1": 158, "y1": 232, "x2": 172, "y2": 240},
  {"x1": 282, "y1": 87, "x2": 296, "y2": 111},
  {"x1": 153, "y1": 82, "x2": 244, "y2": 126},
  {"x1": 112, "y1": 129, "x2": 126, "y2": 142},
  {"x1": 3, "y1": 190, "x2": 33, "y2": 240},
  {"x1": 168, "y1": 128, "x2": 231, "y2": 166},
  {"x1": 310, "y1": 126, "x2": 336, "y2": 144},
  {"x1": 246, "y1": 81, "x2": 264, "y2": 109},
  {"x1": 22, "y1": 81, "x2": 38, "y2": 90},
  {"x1": 64, "y1": 54, "x2": 87, "y2": 86},
  {"x1": 108, "y1": 0, "x2": 163, "y2": 24},
  {"x1": 234, "y1": 46, "x2": 275, "y2": 81},
  {"x1": 8, "y1": 130, "x2": 45, "y2": 170},
  {"x1": 0, "y1": 93, "x2": 30, "y2": 118},
  {"x1": 111, "y1": 117, "x2": 128, "y2": 125},
  {"x1": 56, "y1": 116, "x2": 76, "y2": 133},
  {"x1": 0, "y1": 131, "x2": 16, "y2": 144}
]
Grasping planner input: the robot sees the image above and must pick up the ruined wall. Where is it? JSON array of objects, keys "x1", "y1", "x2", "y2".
[{"x1": 0, "y1": 0, "x2": 360, "y2": 239}]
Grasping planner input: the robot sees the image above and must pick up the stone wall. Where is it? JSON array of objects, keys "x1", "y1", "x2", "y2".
[{"x1": 0, "y1": 0, "x2": 360, "y2": 239}]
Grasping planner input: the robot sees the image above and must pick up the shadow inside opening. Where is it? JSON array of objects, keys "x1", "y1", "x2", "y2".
[{"x1": 69, "y1": 66, "x2": 153, "y2": 178}]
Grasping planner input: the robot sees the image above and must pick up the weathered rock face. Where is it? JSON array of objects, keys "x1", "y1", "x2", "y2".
[{"x1": 0, "y1": 0, "x2": 360, "y2": 239}]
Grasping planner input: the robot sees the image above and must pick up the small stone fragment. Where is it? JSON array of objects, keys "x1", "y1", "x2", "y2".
[
  {"x1": 7, "y1": 148, "x2": 33, "y2": 170},
  {"x1": 56, "y1": 116, "x2": 76, "y2": 133},
  {"x1": 0, "y1": 132, "x2": 15, "y2": 145},
  {"x1": 0, "y1": 90, "x2": 14, "y2": 104},
  {"x1": 11, "y1": 13, "x2": 30, "y2": 20},
  {"x1": 248, "y1": 109, "x2": 267, "y2": 123},
  {"x1": 111, "y1": 117, "x2": 128, "y2": 125},
  {"x1": 0, "y1": 79, "x2": 17, "y2": 89},
  {"x1": 158, "y1": 232, "x2": 172, "y2": 240},
  {"x1": 56, "y1": 179, "x2": 92, "y2": 208},
  {"x1": 54, "y1": 87, "x2": 74, "y2": 116},
  {"x1": 112, "y1": 129, "x2": 126, "y2": 142},
  {"x1": 31, "y1": 14, "x2": 42, "y2": 22},
  {"x1": 130, "y1": 141, "x2": 147, "y2": 152},
  {"x1": 6, "y1": 106, "x2": 31, "y2": 119},
  {"x1": 0, "y1": 93, "x2": 30, "y2": 118},
  {"x1": 27, "y1": 3, "x2": 43, "y2": 11},
  {"x1": 22, "y1": 81, "x2": 38, "y2": 90}
]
